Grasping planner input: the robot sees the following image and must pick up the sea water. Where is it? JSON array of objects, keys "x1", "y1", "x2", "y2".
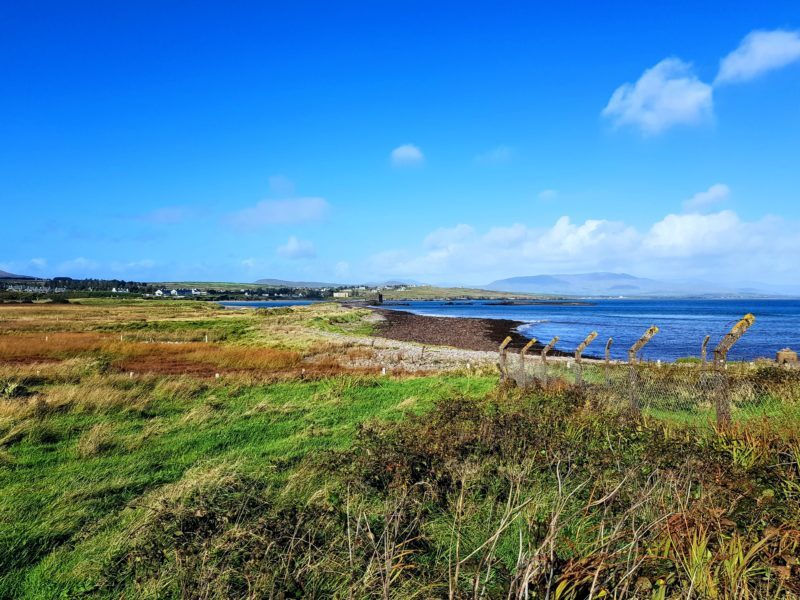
[{"x1": 379, "y1": 299, "x2": 800, "y2": 362}]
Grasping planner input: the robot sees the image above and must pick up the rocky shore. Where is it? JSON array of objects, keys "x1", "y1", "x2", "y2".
[{"x1": 373, "y1": 308, "x2": 542, "y2": 353}]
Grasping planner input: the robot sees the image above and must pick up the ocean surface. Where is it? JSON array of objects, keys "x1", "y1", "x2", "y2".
[{"x1": 379, "y1": 299, "x2": 800, "y2": 362}]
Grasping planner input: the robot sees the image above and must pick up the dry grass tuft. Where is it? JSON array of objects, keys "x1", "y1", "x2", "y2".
[
  {"x1": 77, "y1": 423, "x2": 118, "y2": 458},
  {"x1": 0, "y1": 448, "x2": 13, "y2": 467}
]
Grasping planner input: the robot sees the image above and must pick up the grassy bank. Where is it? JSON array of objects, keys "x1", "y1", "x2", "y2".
[
  {"x1": 0, "y1": 373, "x2": 494, "y2": 597},
  {"x1": 2, "y1": 300, "x2": 800, "y2": 598}
]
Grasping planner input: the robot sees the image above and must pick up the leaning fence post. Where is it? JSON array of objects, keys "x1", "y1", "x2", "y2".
[
  {"x1": 574, "y1": 331, "x2": 598, "y2": 388},
  {"x1": 700, "y1": 335, "x2": 711, "y2": 364},
  {"x1": 712, "y1": 314, "x2": 755, "y2": 427},
  {"x1": 497, "y1": 336, "x2": 513, "y2": 383},
  {"x1": 628, "y1": 326, "x2": 659, "y2": 415},
  {"x1": 605, "y1": 337, "x2": 613, "y2": 386},
  {"x1": 540, "y1": 336, "x2": 559, "y2": 385},
  {"x1": 519, "y1": 338, "x2": 537, "y2": 388}
]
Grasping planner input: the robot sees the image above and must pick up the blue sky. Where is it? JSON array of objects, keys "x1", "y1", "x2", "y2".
[{"x1": 2, "y1": 1, "x2": 799, "y2": 286}]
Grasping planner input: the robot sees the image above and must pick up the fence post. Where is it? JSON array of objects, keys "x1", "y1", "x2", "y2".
[
  {"x1": 519, "y1": 338, "x2": 537, "y2": 388},
  {"x1": 700, "y1": 335, "x2": 711, "y2": 364},
  {"x1": 712, "y1": 314, "x2": 756, "y2": 427},
  {"x1": 605, "y1": 337, "x2": 613, "y2": 386},
  {"x1": 574, "y1": 331, "x2": 598, "y2": 388},
  {"x1": 540, "y1": 336, "x2": 559, "y2": 386},
  {"x1": 627, "y1": 326, "x2": 659, "y2": 416},
  {"x1": 497, "y1": 336, "x2": 513, "y2": 383}
]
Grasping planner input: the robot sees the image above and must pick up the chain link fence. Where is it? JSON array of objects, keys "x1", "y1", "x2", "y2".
[{"x1": 497, "y1": 317, "x2": 800, "y2": 426}]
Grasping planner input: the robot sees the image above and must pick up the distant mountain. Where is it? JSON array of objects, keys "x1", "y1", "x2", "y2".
[
  {"x1": 0, "y1": 270, "x2": 35, "y2": 280},
  {"x1": 254, "y1": 278, "x2": 344, "y2": 288},
  {"x1": 484, "y1": 272, "x2": 773, "y2": 297},
  {"x1": 255, "y1": 278, "x2": 422, "y2": 288},
  {"x1": 362, "y1": 279, "x2": 422, "y2": 287}
]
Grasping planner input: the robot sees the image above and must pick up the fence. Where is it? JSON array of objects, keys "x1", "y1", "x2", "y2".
[{"x1": 497, "y1": 314, "x2": 800, "y2": 427}]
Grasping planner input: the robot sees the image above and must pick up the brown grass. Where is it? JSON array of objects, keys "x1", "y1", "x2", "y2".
[
  {"x1": 0, "y1": 301, "x2": 427, "y2": 391},
  {"x1": 0, "y1": 332, "x2": 110, "y2": 361},
  {"x1": 76, "y1": 423, "x2": 118, "y2": 457}
]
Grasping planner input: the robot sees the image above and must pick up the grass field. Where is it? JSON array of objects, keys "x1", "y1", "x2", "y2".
[
  {"x1": 372, "y1": 285, "x2": 543, "y2": 300},
  {"x1": 2, "y1": 300, "x2": 800, "y2": 598}
]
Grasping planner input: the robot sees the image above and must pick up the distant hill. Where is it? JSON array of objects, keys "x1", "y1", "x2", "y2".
[
  {"x1": 362, "y1": 279, "x2": 422, "y2": 287},
  {"x1": 254, "y1": 278, "x2": 422, "y2": 288},
  {"x1": 484, "y1": 272, "x2": 752, "y2": 297},
  {"x1": 254, "y1": 278, "x2": 344, "y2": 288},
  {"x1": 0, "y1": 270, "x2": 35, "y2": 280}
]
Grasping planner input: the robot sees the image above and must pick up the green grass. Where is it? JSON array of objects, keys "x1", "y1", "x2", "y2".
[
  {"x1": 3, "y1": 301, "x2": 800, "y2": 598},
  {"x1": 306, "y1": 308, "x2": 376, "y2": 336},
  {"x1": 377, "y1": 285, "x2": 543, "y2": 300},
  {"x1": 0, "y1": 374, "x2": 494, "y2": 598},
  {"x1": 93, "y1": 316, "x2": 256, "y2": 342}
]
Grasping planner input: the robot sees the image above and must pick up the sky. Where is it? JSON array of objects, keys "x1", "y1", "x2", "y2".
[{"x1": 2, "y1": 1, "x2": 799, "y2": 287}]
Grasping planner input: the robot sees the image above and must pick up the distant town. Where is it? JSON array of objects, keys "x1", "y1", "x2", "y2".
[{"x1": 0, "y1": 274, "x2": 411, "y2": 303}]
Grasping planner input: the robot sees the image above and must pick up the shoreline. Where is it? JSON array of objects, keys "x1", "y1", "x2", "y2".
[{"x1": 373, "y1": 307, "x2": 571, "y2": 355}]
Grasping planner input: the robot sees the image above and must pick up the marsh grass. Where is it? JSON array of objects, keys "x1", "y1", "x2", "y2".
[
  {"x1": 2, "y1": 300, "x2": 800, "y2": 598},
  {"x1": 0, "y1": 368, "x2": 494, "y2": 598},
  {"x1": 44, "y1": 388, "x2": 796, "y2": 599}
]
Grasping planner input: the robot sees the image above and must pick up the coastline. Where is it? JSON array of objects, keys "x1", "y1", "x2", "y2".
[{"x1": 373, "y1": 307, "x2": 556, "y2": 353}]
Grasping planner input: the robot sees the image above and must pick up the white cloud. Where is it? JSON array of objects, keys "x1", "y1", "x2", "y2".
[
  {"x1": 538, "y1": 189, "x2": 558, "y2": 201},
  {"x1": 603, "y1": 58, "x2": 714, "y2": 134},
  {"x1": 475, "y1": 145, "x2": 512, "y2": 164},
  {"x1": 682, "y1": 183, "x2": 730, "y2": 213},
  {"x1": 277, "y1": 236, "x2": 316, "y2": 260},
  {"x1": 484, "y1": 224, "x2": 528, "y2": 247},
  {"x1": 365, "y1": 209, "x2": 800, "y2": 284},
  {"x1": 227, "y1": 197, "x2": 329, "y2": 230},
  {"x1": 390, "y1": 144, "x2": 424, "y2": 167},
  {"x1": 716, "y1": 29, "x2": 800, "y2": 85},
  {"x1": 644, "y1": 210, "x2": 742, "y2": 257},
  {"x1": 423, "y1": 224, "x2": 474, "y2": 249}
]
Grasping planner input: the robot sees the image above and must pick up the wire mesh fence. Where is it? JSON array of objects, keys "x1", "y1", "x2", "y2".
[
  {"x1": 503, "y1": 354, "x2": 800, "y2": 425},
  {"x1": 495, "y1": 312, "x2": 800, "y2": 426}
]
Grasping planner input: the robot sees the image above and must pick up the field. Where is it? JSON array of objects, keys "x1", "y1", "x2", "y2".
[
  {"x1": 2, "y1": 300, "x2": 800, "y2": 598},
  {"x1": 376, "y1": 286, "x2": 542, "y2": 300}
]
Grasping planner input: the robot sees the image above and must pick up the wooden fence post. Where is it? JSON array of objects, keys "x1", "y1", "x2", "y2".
[
  {"x1": 497, "y1": 336, "x2": 513, "y2": 383},
  {"x1": 700, "y1": 335, "x2": 711, "y2": 364},
  {"x1": 712, "y1": 314, "x2": 755, "y2": 427},
  {"x1": 519, "y1": 338, "x2": 537, "y2": 388},
  {"x1": 627, "y1": 326, "x2": 659, "y2": 415},
  {"x1": 540, "y1": 336, "x2": 559, "y2": 386},
  {"x1": 574, "y1": 332, "x2": 598, "y2": 387},
  {"x1": 605, "y1": 337, "x2": 613, "y2": 386}
]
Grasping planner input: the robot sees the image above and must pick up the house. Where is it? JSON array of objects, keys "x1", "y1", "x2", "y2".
[
  {"x1": 170, "y1": 289, "x2": 192, "y2": 297},
  {"x1": 332, "y1": 290, "x2": 351, "y2": 298},
  {"x1": 154, "y1": 289, "x2": 166, "y2": 297}
]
